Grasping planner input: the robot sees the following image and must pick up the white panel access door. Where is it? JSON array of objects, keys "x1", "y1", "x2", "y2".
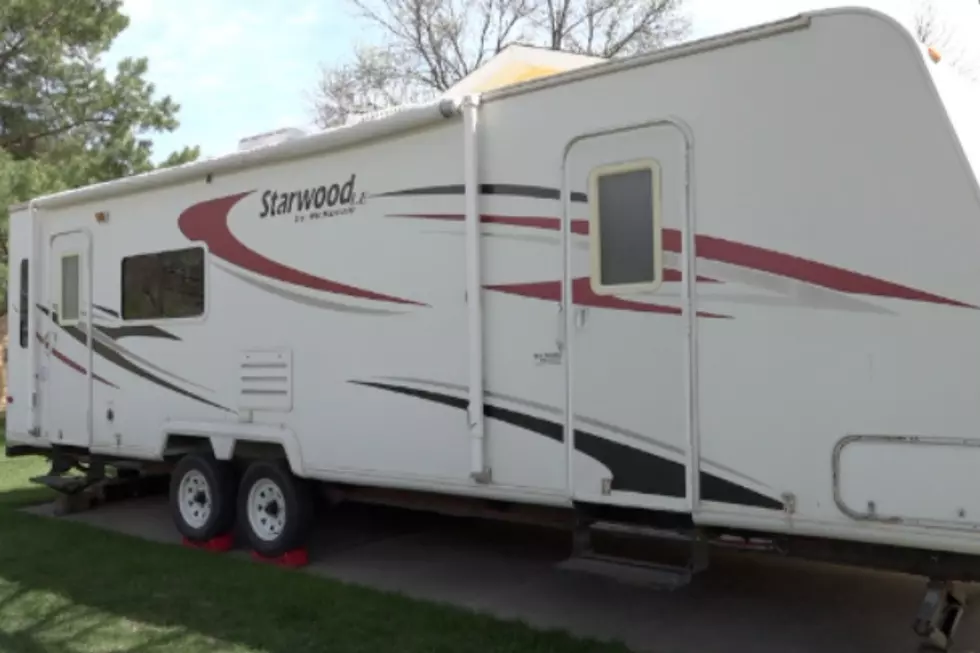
[
  {"x1": 39, "y1": 230, "x2": 93, "y2": 448},
  {"x1": 563, "y1": 121, "x2": 694, "y2": 512}
]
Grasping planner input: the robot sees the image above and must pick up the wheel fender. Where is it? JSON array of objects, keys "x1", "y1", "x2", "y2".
[{"x1": 160, "y1": 420, "x2": 305, "y2": 476}]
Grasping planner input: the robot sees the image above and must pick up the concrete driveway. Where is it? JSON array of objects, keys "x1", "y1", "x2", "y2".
[{"x1": 24, "y1": 496, "x2": 980, "y2": 653}]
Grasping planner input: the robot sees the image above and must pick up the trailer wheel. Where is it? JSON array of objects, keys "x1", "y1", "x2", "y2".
[
  {"x1": 169, "y1": 453, "x2": 237, "y2": 542},
  {"x1": 237, "y1": 459, "x2": 313, "y2": 558}
]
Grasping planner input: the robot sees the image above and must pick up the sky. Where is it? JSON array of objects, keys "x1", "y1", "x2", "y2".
[{"x1": 105, "y1": 0, "x2": 980, "y2": 162}]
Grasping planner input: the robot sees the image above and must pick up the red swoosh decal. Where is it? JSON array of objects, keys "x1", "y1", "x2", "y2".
[
  {"x1": 684, "y1": 233, "x2": 976, "y2": 308},
  {"x1": 180, "y1": 192, "x2": 425, "y2": 306},
  {"x1": 486, "y1": 279, "x2": 731, "y2": 319},
  {"x1": 36, "y1": 333, "x2": 118, "y2": 388},
  {"x1": 389, "y1": 213, "x2": 973, "y2": 308},
  {"x1": 386, "y1": 213, "x2": 713, "y2": 282}
]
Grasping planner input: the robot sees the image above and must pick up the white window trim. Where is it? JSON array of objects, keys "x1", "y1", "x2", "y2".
[
  {"x1": 587, "y1": 158, "x2": 664, "y2": 296},
  {"x1": 58, "y1": 251, "x2": 83, "y2": 327}
]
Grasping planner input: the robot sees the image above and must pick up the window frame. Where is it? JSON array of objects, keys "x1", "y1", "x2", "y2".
[
  {"x1": 119, "y1": 245, "x2": 209, "y2": 324},
  {"x1": 19, "y1": 258, "x2": 29, "y2": 348},
  {"x1": 587, "y1": 157, "x2": 664, "y2": 296},
  {"x1": 58, "y1": 251, "x2": 83, "y2": 327}
]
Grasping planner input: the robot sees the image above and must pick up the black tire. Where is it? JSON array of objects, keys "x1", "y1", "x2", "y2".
[
  {"x1": 237, "y1": 459, "x2": 313, "y2": 558},
  {"x1": 169, "y1": 452, "x2": 237, "y2": 542}
]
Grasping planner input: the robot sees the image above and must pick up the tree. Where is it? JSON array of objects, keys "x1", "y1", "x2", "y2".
[
  {"x1": 913, "y1": 0, "x2": 978, "y2": 82},
  {"x1": 313, "y1": 0, "x2": 690, "y2": 127},
  {"x1": 0, "y1": 0, "x2": 200, "y2": 307}
]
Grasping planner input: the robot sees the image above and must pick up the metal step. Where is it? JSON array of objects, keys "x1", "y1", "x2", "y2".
[
  {"x1": 559, "y1": 520, "x2": 710, "y2": 590},
  {"x1": 557, "y1": 553, "x2": 695, "y2": 590},
  {"x1": 590, "y1": 520, "x2": 697, "y2": 542},
  {"x1": 29, "y1": 474, "x2": 93, "y2": 495}
]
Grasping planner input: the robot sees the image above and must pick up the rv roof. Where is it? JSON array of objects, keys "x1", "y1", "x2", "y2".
[
  {"x1": 9, "y1": 7, "x2": 927, "y2": 214},
  {"x1": 442, "y1": 44, "x2": 606, "y2": 98}
]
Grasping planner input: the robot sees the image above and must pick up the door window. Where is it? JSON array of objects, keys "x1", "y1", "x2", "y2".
[
  {"x1": 588, "y1": 158, "x2": 663, "y2": 295},
  {"x1": 60, "y1": 253, "x2": 81, "y2": 324}
]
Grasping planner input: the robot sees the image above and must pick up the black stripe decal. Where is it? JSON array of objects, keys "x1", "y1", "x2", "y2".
[
  {"x1": 60, "y1": 325, "x2": 230, "y2": 413},
  {"x1": 352, "y1": 380, "x2": 783, "y2": 510},
  {"x1": 42, "y1": 303, "x2": 178, "y2": 341},
  {"x1": 40, "y1": 304, "x2": 214, "y2": 407},
  {"x1": 354, "y1": 381, "x2": 681, "y2": 498},
  {"x1": 353, "y1": 381, "x2": 563, "y2": 442},
  {"x1": 699, "y1": 473, "x2": 783, "y2": 510},
  {"x1": 574, "y1": 431, "x2": 686, "y2": 498},
  {"x1": 93, "y1": 304, "x2": 120, "y2": 318},
  {"x1": 375, "y1": 184, "x2": 588, "y2": 204},
  {"x1": 39, "y1": 304, "x2": 179, "y2": 341}
]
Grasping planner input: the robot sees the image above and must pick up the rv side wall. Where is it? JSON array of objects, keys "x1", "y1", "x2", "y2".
[
  {"x1": 16, "y1": 8, "x2": 980, "y2": 557},
  {"x1": 476, "y1": 8, "x2": 980, "y2": 552},
  {"x1": 6, "y1": 206, "x2": 36, "y2": 444}
]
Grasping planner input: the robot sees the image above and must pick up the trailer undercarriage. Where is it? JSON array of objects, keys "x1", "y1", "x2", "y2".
[{"x1": 13, "y1": 445, "x2": 979, "y2": 652}]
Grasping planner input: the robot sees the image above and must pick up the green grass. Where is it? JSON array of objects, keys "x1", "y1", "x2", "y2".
[
  {"x1": 0, "y1": 417, "x2": 54, "y2": 509},
  {"x1": 0, "y1": 414, "x2": 630, "y2": 653}
]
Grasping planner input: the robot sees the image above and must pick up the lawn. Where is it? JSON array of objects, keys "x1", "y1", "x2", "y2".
[{"x1": 0, "y1": 415, "x2": 631, "y2": 653}]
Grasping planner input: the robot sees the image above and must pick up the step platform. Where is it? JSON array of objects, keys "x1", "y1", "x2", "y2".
[
  {"x1": 557, "y1": 553, "x2": 696, "y2": 590},
  {"x1": 29, "y1": 474, "x2": 93, "y2": 495},
  {"x1": 557, "y1": 520, "x2": 709, "y2": 591}
]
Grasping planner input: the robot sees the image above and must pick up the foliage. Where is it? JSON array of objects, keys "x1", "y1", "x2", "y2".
[
  {"x1": 913, "y1": 0, "x2": 979, "y2": 82},
  {"x1": 313, "y1": 0, "x2": 690, "y2": 127},
  {"x1": 0, "y1": 0, "x2": 200, "y2": 306}
]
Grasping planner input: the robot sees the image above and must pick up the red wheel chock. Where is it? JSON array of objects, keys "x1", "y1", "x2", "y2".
[
  {"x1": 182, "y1": 532, "x2": 234, "y2": 552},
  {"x1": 250, "y1": 548, "x2": 309, "y2": 568}
]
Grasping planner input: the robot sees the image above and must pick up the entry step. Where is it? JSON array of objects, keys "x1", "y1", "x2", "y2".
[
  {"x1": 29, "y1": 474, "x2": 92, "y2": 495},
  {"x1": 557, "y1": 553, "x2": 695, "y2": 590},
  {"x1": 590, "y1": 521, "x2": 697, "y2": 542}
]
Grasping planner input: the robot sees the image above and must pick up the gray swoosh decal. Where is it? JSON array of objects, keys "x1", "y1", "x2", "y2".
[{"x1": 216, "y1": 263, "x2": 405, "y2": 315}]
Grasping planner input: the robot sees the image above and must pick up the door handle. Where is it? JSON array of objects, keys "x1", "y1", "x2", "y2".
[
  {"x1": 555, "y1": 302, "x2": 565, "y2": 352},
  {"x1": 534, "y1": 303, "x2": 565, "y2": 366}
]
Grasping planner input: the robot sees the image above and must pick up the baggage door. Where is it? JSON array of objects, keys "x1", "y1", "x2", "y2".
[
  {"x1": 39, "y1": 230, "x2": 93, "y2": 447},
  {"x1": 563, "y1": 121, "x2": 694, "y2": 513}
]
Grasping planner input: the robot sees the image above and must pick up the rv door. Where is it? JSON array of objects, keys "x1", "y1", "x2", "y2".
[
  {"x1": 39, "y1": 229, "x2": 93, "y2": 447},
  {"x1": 563, "y1": 120, "x2": 694, "y2": 514}
]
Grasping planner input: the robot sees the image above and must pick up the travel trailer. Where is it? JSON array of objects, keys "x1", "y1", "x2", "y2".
[{"x1": 6, "y1": 6, "x2": 980, "y2": 650}]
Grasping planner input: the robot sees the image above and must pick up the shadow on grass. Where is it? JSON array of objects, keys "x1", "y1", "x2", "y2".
[{"x1": 0, "y1": 488, "x2": 631, "y2": 653}]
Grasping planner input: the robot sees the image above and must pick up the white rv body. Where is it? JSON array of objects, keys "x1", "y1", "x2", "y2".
[{"x1": 7, "y1": 7, "x2": 980, "y2": 561}]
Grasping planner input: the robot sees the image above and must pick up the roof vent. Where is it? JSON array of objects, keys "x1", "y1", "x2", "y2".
[{"x1": 237, "y1": 127, "x2": 307, "y2": 152}]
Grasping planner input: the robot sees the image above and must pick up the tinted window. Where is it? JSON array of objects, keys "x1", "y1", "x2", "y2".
[
  {"x1": 19, "y1": 258, "x2": 28, "y2": 347},
  {"x1": 595, "y1": 167, "x2": 657, "y2": 287},
  {"x1": 121, "y1": 247, "x2": 205, "y2": 320},
  {"x1": 60, "y1": 254, "x2": 80, "y2": 322}
]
